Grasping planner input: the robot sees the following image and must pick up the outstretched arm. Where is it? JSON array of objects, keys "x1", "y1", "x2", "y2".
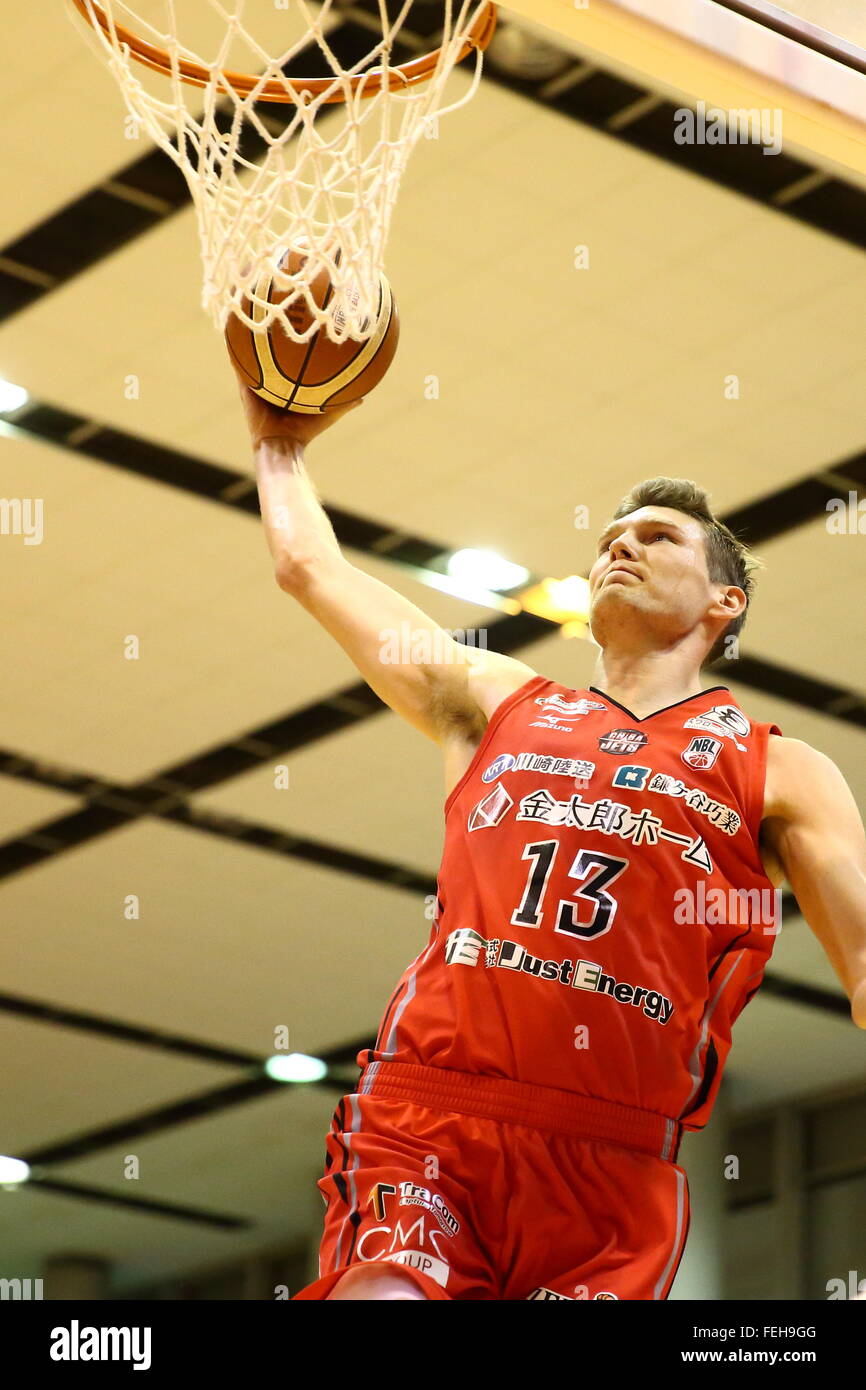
[
  {"x1": 236, "y1": 383, "x2": 537, "y2": 745},
  {"x1": 763, "y1": 737, "x2": 866, "y2": 1028}
]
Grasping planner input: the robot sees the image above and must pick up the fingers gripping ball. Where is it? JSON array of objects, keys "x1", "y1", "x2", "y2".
[{"x1": 225, "y1": 248, "x2": 399, "y2": 414}]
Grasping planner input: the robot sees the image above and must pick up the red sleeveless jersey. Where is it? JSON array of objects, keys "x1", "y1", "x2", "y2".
[{"x1": 360, "y1": 677, "x2": 783, "y2": 1133}]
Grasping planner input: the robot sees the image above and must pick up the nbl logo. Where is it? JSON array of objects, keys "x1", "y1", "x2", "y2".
[{"x1": 681, "y1": 736, "x2": 722, "y2": 770}]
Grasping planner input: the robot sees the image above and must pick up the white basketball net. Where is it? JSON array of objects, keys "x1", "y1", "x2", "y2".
[{"x1": 72, "y1": 1, "x2": 493, "y2": 341}]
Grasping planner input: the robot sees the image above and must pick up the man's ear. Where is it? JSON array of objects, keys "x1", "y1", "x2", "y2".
[{"x1": 712, "y1": 585, "x2": 747, "y2": 623}]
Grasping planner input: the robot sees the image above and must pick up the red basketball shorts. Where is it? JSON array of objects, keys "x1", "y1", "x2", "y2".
[{"x1": 293, "y1": 1062, "x2": 690, "y2": 1301}]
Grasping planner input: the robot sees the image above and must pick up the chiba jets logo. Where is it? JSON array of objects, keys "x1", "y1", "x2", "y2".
[
  {"x1": 684, "y1": 704, "x2": 750, "y2": 752},
  {"x1": 681, "y1": 735, "x2": 723, "y2": 770},
  {"x1": 531, "y1": 695, "x2": 606, "y2": 733},
  {"x1": 598, "y1": 728, "x2": 648, "y2": 756}
]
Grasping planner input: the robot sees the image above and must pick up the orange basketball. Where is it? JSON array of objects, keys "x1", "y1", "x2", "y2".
[{"x1": 225, "y1": 248, "x2": 399, "y2": 414}]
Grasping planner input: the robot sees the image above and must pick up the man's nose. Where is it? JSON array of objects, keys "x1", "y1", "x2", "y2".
[{"x1": 609, "y1": 534, "x2": 637, "y2": 561}]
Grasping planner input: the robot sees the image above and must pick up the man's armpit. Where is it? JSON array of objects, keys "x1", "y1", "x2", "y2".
[{"x1": 424, "y1": 664, "x2": 487, "y2": 743}]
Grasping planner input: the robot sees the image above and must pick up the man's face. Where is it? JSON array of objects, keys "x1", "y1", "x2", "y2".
[{"x1": 588, "y1": 506, "x2": 725, "y2": 653}]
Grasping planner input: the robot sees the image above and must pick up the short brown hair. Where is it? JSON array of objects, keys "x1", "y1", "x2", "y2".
[{"x1": 608, "y1": 478, "x2": 762, "y2": 665}]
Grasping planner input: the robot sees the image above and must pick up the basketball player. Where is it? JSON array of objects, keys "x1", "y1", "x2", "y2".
[{"x1": 237, "y1": 385, "x2": 866, "y2": 1301}]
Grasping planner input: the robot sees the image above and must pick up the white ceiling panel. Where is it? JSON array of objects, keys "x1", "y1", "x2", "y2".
[
  {"x1": 0, "y1": 432, "x2": 497, "y2": 781},
  {"x1": 190, "y1": 711, "x2": 447, "y2": 874},
  {"x1": 0, "y1": 1084, "x2": 335, "y2": 1290},
  {"x1": 0, "y1": 820, "x2": 435, "y2": 1058},
  {"x1": 726, "y1": 994, "x2": 865, "y2": 1113},
  {"x1": 0, "y1": 776, "x2": 82, "y2": 842},
  {"x1": 0, "y1": 1013, "x2": 240, "y2": 1155},
  {"x1": 741, "y1": 517, "x2": 866, "y2": 689}
]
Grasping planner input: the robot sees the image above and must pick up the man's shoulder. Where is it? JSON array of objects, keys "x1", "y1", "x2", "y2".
[
  {"x1": 469, "y1": 652, "x2": 541, "y2": 723},
  {"x1": 767, "y1": 734, "x2": 833, "y2": 769},
  {"x1": 764, "y1": 735, "x2": 841, "y2": 819}
]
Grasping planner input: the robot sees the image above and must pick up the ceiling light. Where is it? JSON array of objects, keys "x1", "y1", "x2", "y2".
[
  {"x1": 404, "y1": 564, "x2": 522, "y2": 614},
  {"x1": 521, "y1": 575, "x2": 591, "y2": 624},
  {"x1": 0, "y1": 379, "x2": 29, "y2": 414},
  {"x1": 265, "y1": 1053, "x2": 327, "y2": 1084},
  {"x1": 0, "y1": 1155, "x2": 31, "y2": 1185},
  {"x1": 446, "y1": 549, "x2": 530, "y2": 592}
]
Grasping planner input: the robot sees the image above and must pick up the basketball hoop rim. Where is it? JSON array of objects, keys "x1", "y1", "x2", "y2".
[{"x1": 70, "y1": 0, "x2": 498, "y2": 104}]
